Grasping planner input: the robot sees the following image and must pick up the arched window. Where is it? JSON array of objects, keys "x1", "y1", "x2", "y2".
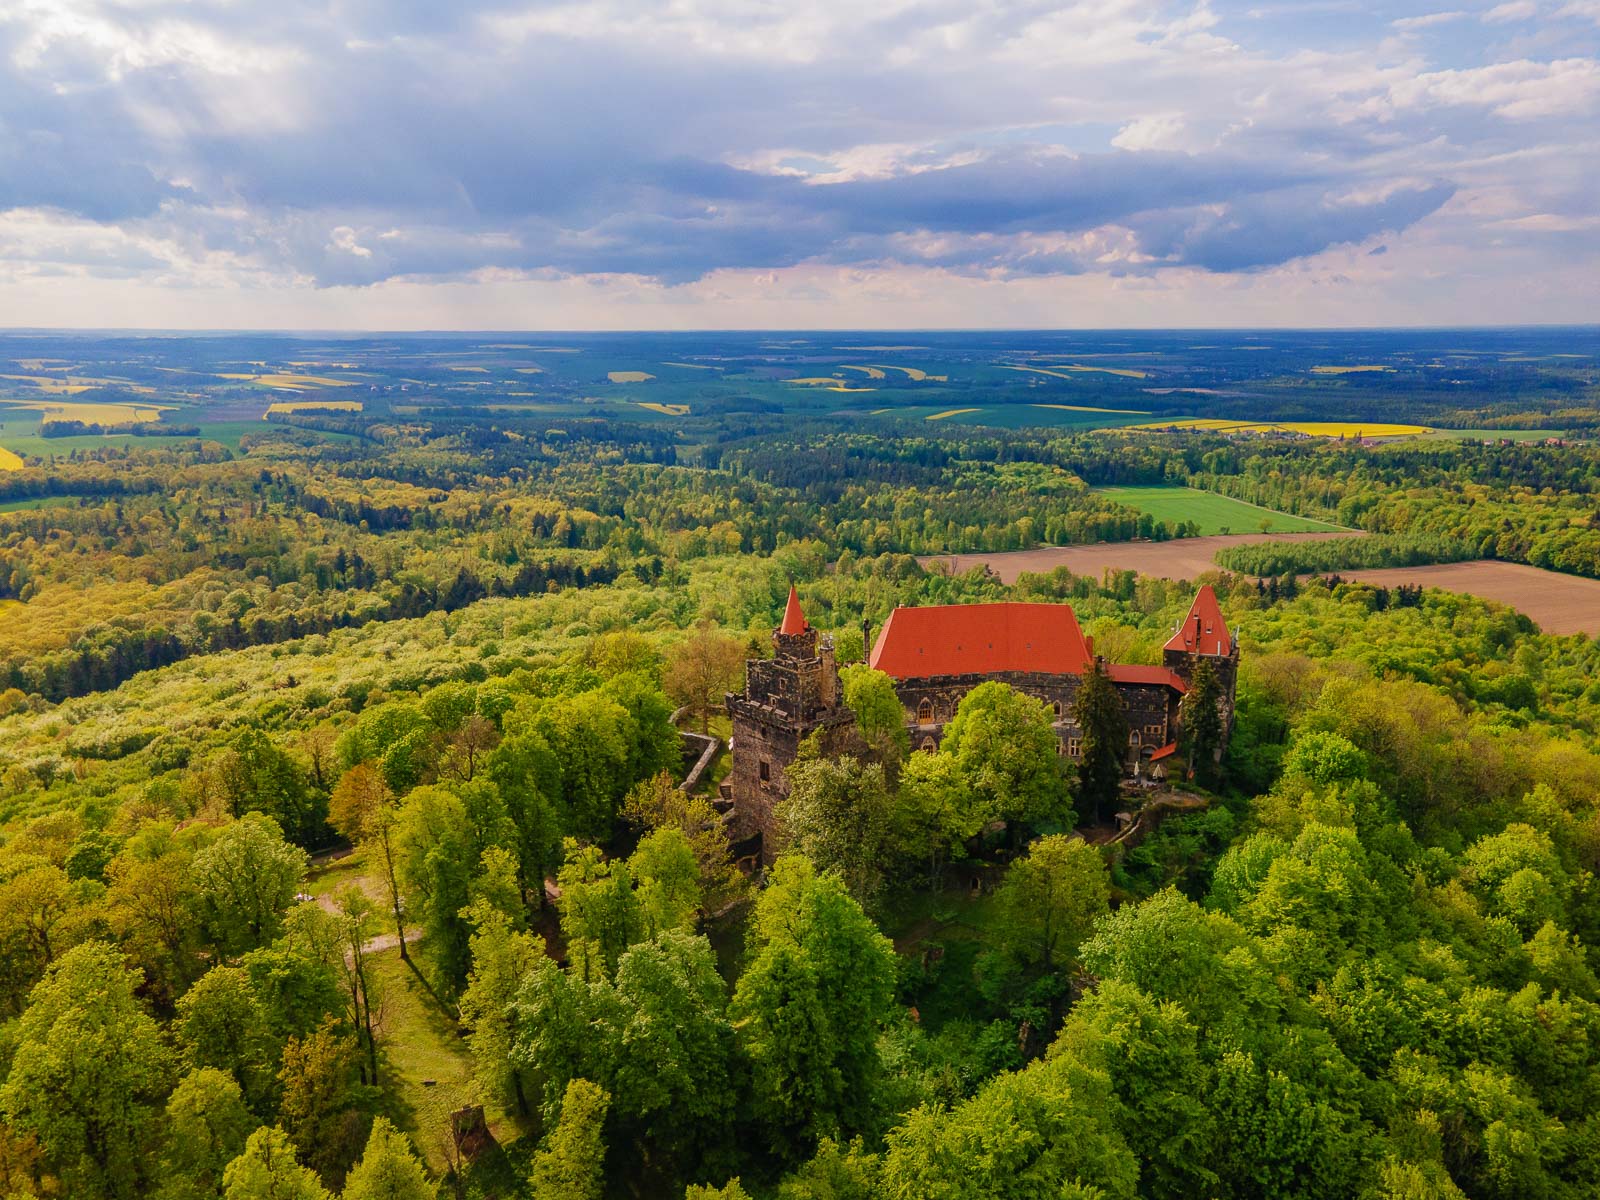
[
  {"x1": 1051, "y1": 701, "x2": 1062, "y2": 718},
  {"x1": 920, "y1": 736, "x2": 937, "y2": 753},
  {"x1": 917, "y1": 698, "x2": 933, "y2": 722}
]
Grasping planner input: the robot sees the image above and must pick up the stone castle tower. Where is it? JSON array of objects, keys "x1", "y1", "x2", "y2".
[
  {"x1": 1162, "y1": 584, "x2": 1240, "y2": 739},
  {"x1": 724, "y1": 585, "x2": 853, "y2": 862}
]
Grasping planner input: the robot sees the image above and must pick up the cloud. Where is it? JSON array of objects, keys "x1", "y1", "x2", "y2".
[{"x1": 0, "y1": 0, "x2": 1591, "y2": 323}]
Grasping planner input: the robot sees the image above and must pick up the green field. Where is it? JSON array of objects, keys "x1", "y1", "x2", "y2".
[
  {"x1": 1416, "y1": 428, "x2": 1571, "y2": 443},
  {"x1": 849, "y1": 403, "x2": 1152, "y2": 430},
  {"x1": 1096, "y1": 486, "x2": 1347, "y2": 534},
  {"x1": 0, "y1": 495, "x2": 82, "y2": 513}
]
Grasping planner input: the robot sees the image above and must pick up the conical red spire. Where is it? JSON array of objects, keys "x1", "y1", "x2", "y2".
[{"x1": 779, "y1": 583, "x2": 809, "y2": 635}]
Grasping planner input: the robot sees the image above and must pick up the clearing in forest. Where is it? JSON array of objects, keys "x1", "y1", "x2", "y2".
[
  {"x1": 607, "y1": 371, "x2": 656, "y2": 383},
  {"x1": 1097, "y1": 487, "x2": 1347, "y2": 535}
]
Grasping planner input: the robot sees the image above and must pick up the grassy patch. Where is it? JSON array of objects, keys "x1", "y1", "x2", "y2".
[
  {"x1": 0, "y1": 495, "x2": 80, "y2": 513},
  {"x1": 370, "y1": 942, "x2": 523, "y2": 1172},
  {"x1": 1096, "y1": 486, "x2": 1346, "y2": 535}
]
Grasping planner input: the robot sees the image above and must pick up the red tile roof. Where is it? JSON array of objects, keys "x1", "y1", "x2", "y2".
[
  {"x1": 1107, "y1": 663, "x2": 1189, "y2": 693},
  {"x1": 779, "y1": 584, "x2": 809, "y2": 635},
  {"x1": 869, "y1": 602, "x2": 1093, "y2": 679},
  {"x1": 1149, "y1": 742, "x2": 1179, "y2": 761},
  {"x1": 1164, "y1": 585, "x2": 1231, "y2": 656}
]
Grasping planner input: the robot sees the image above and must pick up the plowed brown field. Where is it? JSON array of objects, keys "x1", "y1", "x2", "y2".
[{"x1": 921, "y1": 537, "x2": 1600, "y2": 637}]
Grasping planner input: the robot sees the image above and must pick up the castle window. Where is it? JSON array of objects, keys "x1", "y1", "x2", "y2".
[
  {"x1": 1129, "y1": 731, "x2": 1141, "y2": 748},
  {"x1": 1145, "y1": 723, "x2": 1164, "y2": 741},
  {"x1": 920, "y1": 736, "x2": 936, "y2": 753},
  {"x1": 1067, "y1": 737, "x2": 1082, "y2": 758},
  {"x1": 759, "y1": 760, "x2": 770, "y2": 783},
  {"x1": 917, "y1": 698, "x2": 933, "y2": 722},
  {"x1": 1051, "y1": 701, "x2": 1062, "y2": 718}
]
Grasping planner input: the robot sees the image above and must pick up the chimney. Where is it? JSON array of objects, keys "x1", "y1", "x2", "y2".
[{"x1": 862, "y1": 618, "x2": 873, "y2": 662}]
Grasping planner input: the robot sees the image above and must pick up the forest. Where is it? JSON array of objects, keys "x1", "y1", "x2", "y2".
[{"x1": 1, "y1": 335, "x2": 1599, "y2": 1199}]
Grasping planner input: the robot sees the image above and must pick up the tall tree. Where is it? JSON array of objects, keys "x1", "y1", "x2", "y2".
[
  {"x1": 556, "y1": 840, "x2": 644, "y2": 982},
  {"x1": 221, "y1": 1127, "x2": 330, "y2": 1200},
  {"x1": 192, "y1": 813, "x2": 308, "y2": 957},
  {"x1": 839, "y1": 664, "x2": 910, "y2": 772},
  {"x1": 942, "y1": 681, "x2": 1070, "y2": 833},
  {"x1": 665, "y1": 618, "x2": 746, "y2": 733},
  {"x1": 894, "y1": 750, "x2": 982, "y2": 891},
  {"x1": 461, "y1": 899, "x2": 545, "y2": 1116},
  {"x1": 176, "y1": 965, "x2": 279, "y2": 1114},
  {"x1": 628, "y1": 827, "x2": 703, "y2": 936},
  {"x1": 529, "y1": 1079, "x2": 612, "y2": 1200},
  {"x1": 1178, "y1": 658, "x2": 1224, "y2": 783},
  {"x1": 333, "y1": 887, "x2": 382, "y2": 1087},
  {"x1": 610, "y1": 931, "x2": 736, "y2": 1186},
  {"x1": 729, "y1": 856, "x2": 897, "y2": 1160},
  {"x1": 1072, "y1": 661, "x2": 1129, "y2": 825},
  {"x1": 340, "y1": 1118, "x2": 432, "y2": 1200},
  {"x1": 994, "y1": 834, "x2": 1110, "y2": 978},
  {"x1": 276, "y1": 1019, "x2": 369, "y2": 1189},
  {"x1": 216, "y1": 728, "x2": 321, "y2": 847},
  {"x1": 161, "y1": 1068, "x2": 255, "y2": 1200},
  {"x1": 0, "y1": 941, "x2": 174, "y2": 1200},
  {"x1": 327, "y1": 764, "x2": 409, "y2": 960},
  {"x1": 778, "y1": 754, "x2": 895, "y2": 906}
]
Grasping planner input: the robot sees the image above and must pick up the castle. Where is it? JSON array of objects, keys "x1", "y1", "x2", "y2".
[{"x1": 724, "y1": 585, "x2": 1238, "y2": 857}]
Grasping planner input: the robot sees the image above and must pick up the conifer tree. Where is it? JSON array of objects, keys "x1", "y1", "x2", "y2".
[
  {"x1": 1072, "y1": 662, "x2": 1128, "y2": 824},
  {"x1": 1178, "y1": 659, "x2": 1224, "y2": 783}
]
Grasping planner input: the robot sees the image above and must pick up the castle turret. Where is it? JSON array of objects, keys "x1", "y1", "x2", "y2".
[
  {"x1": 724, "y1": 585, "x2": 853, "y2": 862},
  {"x1": 1164, "y1": 585, "x2": 1239, "y2": 743}
]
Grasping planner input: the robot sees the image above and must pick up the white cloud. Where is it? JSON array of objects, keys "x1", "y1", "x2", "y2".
[{"x1": 1483, "y1": 1, "x2": 1539, "y2": 22}]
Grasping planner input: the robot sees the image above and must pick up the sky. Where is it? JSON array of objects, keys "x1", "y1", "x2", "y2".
[{"x1": 0, "y1": 0, "x2": 1596, "y2": 330}]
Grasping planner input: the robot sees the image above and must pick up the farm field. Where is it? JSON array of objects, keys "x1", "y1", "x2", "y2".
[
  {"x1": 0, "y1": 446, "x2": 21, "y2": 471},
  {"x1": 1128, "y1": 418, "x2": 1432, "y2": 438},
  {"x1": 263, "y1": 399, "x2": 363, "y2": 416},
  {"x1": 920, "y1": 530, "x2": 1360, "y2": 583},
  {"x1": 1097, "y1": 487, "x2": 1347, "y2": 535},
  {"x1": 855, "y1": 403, "x2": 1152, "y2": 429},
  {"x1": 0, "y1": 495, "x2": 79, "y2": 512},
  {"x1": 1323, "y1": 562, "x2": 1600, "y2": 637}
]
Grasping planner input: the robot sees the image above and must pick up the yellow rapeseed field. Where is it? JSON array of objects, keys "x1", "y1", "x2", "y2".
[
  {"x1": 839, "y1": 365, "x2": 888, "y2": 379},
  {"x1": 927, "y1": 408, "x2": 980, "y2": 420},
  {"x1": 1127, "y1": 417, "x2": 1428, "y2": 438},
  {"x1": 637, "y1": 402, "x2": 690, "y2": 416},
  {"x1": 0, "y1": 446, "x2": 23, "y2": 471},
  {"x1": 2, "y1": 399, "x2": 171, "y2": 425},
  {"x1": 263, "y1": 400, "x2": 364, "y2": 418},
  {"x1": 1310, "y1": 365, "x2": 1393, "y2": 375},
  {"x1": 871, "y1": 365, "x2": 948, "y2": 381},
  {"x1": 607, "y1": 371, "x2": 656, "y2": 383},
  {"x1": 223, "y1": 372, "x2": 355, "y2": 390}
]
